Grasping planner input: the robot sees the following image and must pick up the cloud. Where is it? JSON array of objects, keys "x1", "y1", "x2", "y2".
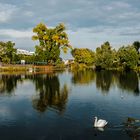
[
  {"x1": 23, "y1": 11, "x2": 34, "y2": 17},
  {"x1": 1, "y1": 0, "x2": 140, "y2": 30},
  {"x1": 0, "y1": 29, "x2": 33, "y2": 38},
  {"x1": 0, "y1": 0, "x2": 140, "y2": 54},
  {"x1": 0, "y1": 28, "x2": 36, "y2": 51},
  {"x1": 104, "y1": 1, "x2": 131, "y2": 11},
  {"x1": 0, "y1": 3, "x2": 18, "y2": 23}
]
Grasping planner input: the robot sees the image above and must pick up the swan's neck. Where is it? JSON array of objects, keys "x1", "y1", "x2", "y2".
[{"x1": 94, "y1": 117, "x2": 98, "y2": 127}]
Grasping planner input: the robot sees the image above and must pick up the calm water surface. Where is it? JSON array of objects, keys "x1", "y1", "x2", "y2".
[{"x1": 0, "y1": 70, "x2": 140, "y2": 140}]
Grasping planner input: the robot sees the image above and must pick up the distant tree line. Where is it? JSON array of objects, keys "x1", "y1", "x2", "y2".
[
  {"x1": 71, "y1": 41, "x2": 140, "y2": 70},
  {"x1": 0, "y1": 22, "x2": 140, "y2": 70}
]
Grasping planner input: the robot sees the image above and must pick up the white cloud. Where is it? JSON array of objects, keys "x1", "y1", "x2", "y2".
[
  {"x1": 0, "y1": 0, "x2": 140, "y2": 53},
  {"x1": 0, "y1": 3, "x2": 18, "y2": 23},
  {"x1": 0, "y1": 28, "x2": 33, "y2": 38},
  {"x1": 67, "y1": 25, "x2": 140, "y2": 51},
  {"x1": 107, "y1": 1, "x2": 131, "y2": 9},
  {"x1": 23, "y1": 11, "x2": 34, "y2": 17}
]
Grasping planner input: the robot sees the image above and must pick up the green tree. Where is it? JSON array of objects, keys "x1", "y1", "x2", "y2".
[
  {"x1": 133, "y1": 41, "x2": 140, "y2": 66},
  {"x1": 17, "y1": 54, "x2": 35, "y2": 64},
  {"x1": 95, "y1": 42, "x2": 116, "y2": 69},
  {"x1": 117, "y1": 45, "x2": 139, "y2": 69},
  {"x1": 71, "y1": 48, "x2": 95, "y2": 65},
  {"x1": 133, "y1": 41, "x2": 140, "y2": 54},
  {"x1": 32, "y1": 23, "x2": 72, "y2": 64},
  {"x1": 0, "y1": 41, "x2": 16, "y2": 64},
  {"x1": 5, "y1": 41, "x2": 16, "y2": 63}
]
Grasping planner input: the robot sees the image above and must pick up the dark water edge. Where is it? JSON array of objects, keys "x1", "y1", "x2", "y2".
[{"x1": 0, "y1": 69, "x2": 140, "y2": 140}]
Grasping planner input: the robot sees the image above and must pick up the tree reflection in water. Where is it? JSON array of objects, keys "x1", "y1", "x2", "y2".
[
  {"x1": 32, "y1": 74, "x2": 69, "y2": 113},
  {"x1": 96, "y1": 70, "x2": 113, "y2": 94},
  {"x1": 71, "y1": 69, "x2": 95, "y2": 85},
  {"x1": 0, "y1": 75, "x2": 22, "y2": 94},
  {"x1": 117, "y1": 71, "x2": 139, "y2": 95},
  {"x1": 71, "y1": 69, "x2": 139, "y2": 96},
  {"x1": 0, "y1": 69, "x2": 139, "y2": 110}
]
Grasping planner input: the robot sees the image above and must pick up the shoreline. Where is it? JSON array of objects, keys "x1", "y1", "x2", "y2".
[
  {"x1": 0, "y1": 64, "x2": 140, "y2": 74},
  {"x1": 0, "y1": 65, "x2": 55, "y2": 73}
]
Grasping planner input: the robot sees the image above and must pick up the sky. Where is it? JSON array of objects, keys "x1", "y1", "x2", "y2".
[{"x1": 0, "y1": 0, "x2": 140, "y2": 58}]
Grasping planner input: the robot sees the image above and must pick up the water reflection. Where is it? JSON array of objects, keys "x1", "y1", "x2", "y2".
[
  {"x1": 96, "y1": 70, "x2": 113, "y2": 93},
  {"x1": 0, "y1": 70, "x2": 140, "y2": 139},
  {"x1": 32, "y1": 74, "x2": 69, "y2": 113},
  {"x1": 0, "y1": 73, "x2": 70, "y2": 113},
  {"x1": 117, "y1": 71, "x2": 139, "y2": 95},
  {"x1": 71, "y1": 70, "x2": 139, "y2": 95},
  {"x1": 0, "y1": 75, "x2": 22, "y2": 94},
  {"x1": 71, "y1": 69, "x2": 95, "y2": 85},
  {"x1": 0, "y1": 70, "x2": 139, "y2": 97}
]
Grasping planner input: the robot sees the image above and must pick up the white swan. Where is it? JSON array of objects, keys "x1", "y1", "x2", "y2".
[{"x1": 94, "y1": 116, "x2": 108, "y2": 128}]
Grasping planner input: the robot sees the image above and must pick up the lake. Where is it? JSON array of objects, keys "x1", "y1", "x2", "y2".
[{"x1": 0, "y1": 69, "x2": 140, "y2": 140}]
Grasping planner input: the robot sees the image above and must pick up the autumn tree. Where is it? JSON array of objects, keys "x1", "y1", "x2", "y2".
[
  {"x1": 32, "y1": 23, "x2": 72, "y2": 64},
  {"x1": 71, "y1": 48, "x2": 95, "y2": 65}
]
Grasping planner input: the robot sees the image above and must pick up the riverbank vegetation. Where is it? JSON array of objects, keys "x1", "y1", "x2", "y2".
[
  {"x1": 72, "y1": 41, "x2": 140, "y2": 71},
  {"x1": 0, "y1": 23, "x2": 140, "y2": 71}
]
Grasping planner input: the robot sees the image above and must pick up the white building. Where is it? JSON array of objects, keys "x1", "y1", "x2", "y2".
[{"x1": 17, "y1": 49, "x2": 34, "y2": 56}]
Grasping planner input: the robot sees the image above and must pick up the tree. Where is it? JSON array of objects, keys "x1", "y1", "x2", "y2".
[
  {"x1": 117, "y1": 45, "x2": 139, "y2": 69},
  {"x1": 95, "y1": 42, "x2": 116, "y2": 69},
  {"x1": 32, "y1": 23, "x2": 72, "y2": 64},
  {"x1": 71, "y1": 48, "x2": 95, "y2": 65},
  {"x1": 5, "y1": 41, "x2": 16, "y2": 63},
  {"x1": 0, "y1": 41, "x2": 16, "y2": 64},
  {"x1": 133, "y1": 41, "x2": 140, "y2": 54},
  {"x1": 133, "y1": 41, "x2": 140, "y2": 66}
]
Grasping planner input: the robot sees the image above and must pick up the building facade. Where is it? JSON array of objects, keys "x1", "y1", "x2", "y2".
[{"x1": 16, "y1": 49, "x2": 34, "y2": 56}]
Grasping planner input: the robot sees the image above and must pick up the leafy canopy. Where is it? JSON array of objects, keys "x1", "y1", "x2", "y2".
[
  {"x1": 117, "y1": 45, "x2": 139, "y2": 69},
  {"x1": 71, "y1": 48, "x2": 95, "y2": 65},
  {"x1": 0, "y1": 41, "x2": 16, "y2": 63},
  {"x1": 32, "y1": 23, "x2": 72, "y2": 63},
  {"x1": 95, "y1": 42, "x2": 116, "y2": 69}
]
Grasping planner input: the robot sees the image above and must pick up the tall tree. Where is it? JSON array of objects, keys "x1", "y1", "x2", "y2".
[
  {"x1": 133, "y1": 41, "x2": 140, "y2": 66},
  {"x1": 5, "y1": 41, "x2": 16, "y2": 63},
  {"x1": 32, "y1": 23, "x2": 72, "y2": 64},
  {"x1": 95, "y1": 42, "x2": 116, "y2": 69}
]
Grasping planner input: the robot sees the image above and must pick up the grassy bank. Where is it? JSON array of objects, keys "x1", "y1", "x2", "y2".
[
  {"x1": 0, "y1": 65, "x2": 30, "y2": 72},
  {"x1": 0, "y1": 64, "x2": 65, "y2": 73},
  {"x1": 1, "y1": 63, "x2": 140, "y2": 73}
]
